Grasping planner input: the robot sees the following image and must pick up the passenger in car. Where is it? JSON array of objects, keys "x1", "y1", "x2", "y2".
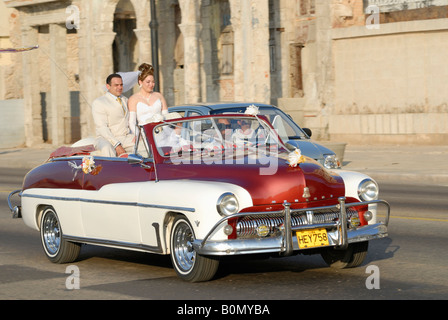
[
  {"x1": 91, "y1": 74, "x2": 135, "y2": 157},
  {"x1": 155, "y1": 112, "x2": 189, "y2": 153},
  {"x1": 232, "y1": 119, "x2": 258, "y2": 147},
  {"x1": 209, "y1": 118, "x2": 234, "y2": 149}
]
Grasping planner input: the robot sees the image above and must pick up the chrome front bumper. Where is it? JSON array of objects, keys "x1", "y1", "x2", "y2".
[{"x1": 193, "y1": 197, "x2": 390, "y2": 256}]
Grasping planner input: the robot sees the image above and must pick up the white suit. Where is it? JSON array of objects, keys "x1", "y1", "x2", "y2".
[{"x1": 91, "y1": 92, "x2": 135, "y2": 156}]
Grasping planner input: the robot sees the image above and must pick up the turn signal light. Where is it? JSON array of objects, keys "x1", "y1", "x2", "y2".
[
  {"x1": 223, "y1": 224, "x2": 234, "y2": 236},
  {"x1": 363, "y1": 211, "x2": 373, "y2": 222}
]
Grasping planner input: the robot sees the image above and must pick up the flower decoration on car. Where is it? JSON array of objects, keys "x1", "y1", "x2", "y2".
[
  {"x1": 245, "y1": 104, "x2": 259, "y2": 116},
  {"x1": 81, "y1": 156, "x2": 96, "y2": 174},
  {"x1": 69, "y1": 156, "x2": 101, "y2": 180},
  {"x1": 288, "y1": 148, "x2": 305, "y2": 167}
]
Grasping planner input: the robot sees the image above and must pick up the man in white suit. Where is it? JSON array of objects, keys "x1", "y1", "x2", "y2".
[{"x1": 91, "y1": 74, "x2": 135, "y2": 156}]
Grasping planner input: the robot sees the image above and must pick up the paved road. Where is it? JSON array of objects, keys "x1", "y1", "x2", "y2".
[{"x1": 1, "y1": 168, "x2": 447, "y2": 302}]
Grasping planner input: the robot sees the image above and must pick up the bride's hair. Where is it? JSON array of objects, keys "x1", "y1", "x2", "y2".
[{"x1": 138, "y1": 63, "x2": 154, "y2": 83}]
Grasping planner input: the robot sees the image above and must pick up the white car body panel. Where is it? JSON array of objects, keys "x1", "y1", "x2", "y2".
[{"x1": 21, "y1": 180, "x2": 253, "y2": 254}]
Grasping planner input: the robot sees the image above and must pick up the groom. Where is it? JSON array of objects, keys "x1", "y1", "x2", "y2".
[{"x1": 91, "y1": 74, "x2": 135, "y2": 157}]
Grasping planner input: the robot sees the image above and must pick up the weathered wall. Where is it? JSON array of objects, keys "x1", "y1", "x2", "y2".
[
  {"x1": 328, "y1": 1, "x2": 448, "y2": 144},
  {"x1": 0, "y1": 99, "x2": 25, "y2": 148}
]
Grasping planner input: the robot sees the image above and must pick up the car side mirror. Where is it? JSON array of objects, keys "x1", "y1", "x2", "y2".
[
  {"x1": 284, "y1": 142, "x2": 296, "y2": 151},
  {"x1": 127, "y1": 154, "x2": 143, "y2": 164},
  {"x1": 302, "y1": 128, "x2": 312, "y2": 138},
  {"x1": 127, "y1": 154, "x2": 151, "y2": 169}
]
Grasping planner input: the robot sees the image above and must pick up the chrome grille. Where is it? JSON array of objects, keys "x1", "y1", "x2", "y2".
[{"x1": 236, "y1": 207, "x2": 358, "y2": 238}]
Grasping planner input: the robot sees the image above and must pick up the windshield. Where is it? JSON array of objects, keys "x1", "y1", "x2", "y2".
[
  {"x1": 153, "y1": 116, "x2": 290, "y2": 162},
  {"x1": 209, "y1": 106, "x2": 308, "y2": 141}
]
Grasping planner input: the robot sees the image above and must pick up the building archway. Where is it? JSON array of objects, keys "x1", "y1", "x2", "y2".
[{"x1": 113, "y1": 0, "x2": 138, "y2": 96}]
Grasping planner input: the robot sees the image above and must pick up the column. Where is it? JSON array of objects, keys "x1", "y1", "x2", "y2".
[
  {"x1": 93, "y1": 32, "x2": 116, "y2": 95},
  {"x1": 229, "y1": 0, "x2": 243, "y2": 100},
  {"x1": 230, "y1": 0, "x2": 270, "y2": 103},
  {"x1": 178, "y1": 0, "x2": 202, "y2": 103},
  {"x1": 77, "y1": 0, "x2": 95, "y2": 137},
  {"x1": 250, "y1": 0, "x2": 270, "y2": 103},
  {"x1": 21, "y1": 26, "x2": 42, "y2": 146},
  {"x1": 49, "y1": 23, "x2": 70, "y2": 146},
  {"x1": 134, "y1": 28, "x2": 152, "y2": 66}
]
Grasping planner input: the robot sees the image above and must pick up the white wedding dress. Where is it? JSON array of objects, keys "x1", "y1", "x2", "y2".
[
  {"x1": 129, "y1": 99, "x2": 163, "y2": 135},
  {"x1": 136, "y1": 99, "x2": 162, "y2": 124}
]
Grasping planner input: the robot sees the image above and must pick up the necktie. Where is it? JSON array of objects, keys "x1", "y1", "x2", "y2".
[{"x1": 117, "y1": 97, "x2": 126, "y2": 114}]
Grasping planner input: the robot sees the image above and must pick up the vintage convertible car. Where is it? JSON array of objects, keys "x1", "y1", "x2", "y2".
[{"x1": 8, "y1": 113, "x2": 390, "y2": 282}]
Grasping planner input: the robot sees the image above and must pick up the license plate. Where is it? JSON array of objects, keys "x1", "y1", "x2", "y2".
[{"x1": 296, "y1": 228, "x2": 329, "y2": 249}]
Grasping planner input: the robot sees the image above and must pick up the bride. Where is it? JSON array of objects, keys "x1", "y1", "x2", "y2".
[{"x1": 128, "y1": 63, "x2": 168, "y2": 135}]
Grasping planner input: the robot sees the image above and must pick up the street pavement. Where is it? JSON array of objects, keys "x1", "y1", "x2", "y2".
[{"x1": 0, "y1": 142, "x2": 447, "y2": 186}]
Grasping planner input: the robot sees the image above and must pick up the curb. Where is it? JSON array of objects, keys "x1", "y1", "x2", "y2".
[{"x1": 353, "y1": 171, "x2": 448, "y2": 186}]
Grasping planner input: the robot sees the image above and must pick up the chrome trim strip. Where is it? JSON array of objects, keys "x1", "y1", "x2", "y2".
[
  {"x1": 292, "y1": 222, "x2": 338, "y2": 231},
  {"x1": 50, "y1": 156, "x2": 130, "y2": 162},
  {"x1": 21, "y1": 193, "x2": 195, "y2": 212},
  {"x1": 63, "y1": 234, "x2": 164, "y2": 254}
]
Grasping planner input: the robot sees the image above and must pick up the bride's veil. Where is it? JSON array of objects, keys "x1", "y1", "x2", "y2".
[
  {"x1": 102, "y1": 71, "x2": 141, "y2": 93},
  {"x1": 118, "y1": 71, "x2": 141, "y2": 93}
]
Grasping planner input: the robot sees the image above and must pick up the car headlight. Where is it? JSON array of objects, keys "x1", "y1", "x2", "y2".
[
  {"x1": 323, "y1": 154, "x2": 341, "y2": 169},
  {"x1": 358, "y1": 179, "x2": 379, "y2": 201},
  {"x1": 216, "y1": 193, "x2": 239, "y2": 217}
]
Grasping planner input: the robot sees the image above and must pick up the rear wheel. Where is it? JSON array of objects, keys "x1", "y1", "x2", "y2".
[
  {"x1": 170, "y1": 216, "x2": 219, "y2": 282},
  {"x1": 321, "y1": 241, "x2": 368, "y2": 269},
  {"x1": 40, "y1": 207, "x2": 80, "y2": 263}
]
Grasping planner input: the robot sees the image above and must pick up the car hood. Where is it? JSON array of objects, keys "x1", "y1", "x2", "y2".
[
  {"x1": 157, "y1": 157, "x2": 344, "y2": 206},
  {"x1": 286, "y1": 139, "x2": 334, "y2": 161}
]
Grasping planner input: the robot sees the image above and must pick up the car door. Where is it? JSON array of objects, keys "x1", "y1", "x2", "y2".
[{"x1": 79, "y1": 130, "x2": 156, "y2": 244}]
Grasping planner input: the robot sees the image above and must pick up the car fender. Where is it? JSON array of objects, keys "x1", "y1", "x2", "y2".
[{"x1": 330, "y1": 169, "x2": 378, "y2": 224}]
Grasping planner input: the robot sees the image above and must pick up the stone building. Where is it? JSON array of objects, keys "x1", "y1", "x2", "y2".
[
  {"x1": 1, "y1": 0, "x2": 447, "y2": 147},
  {"x1": 329, "y1": 0, "x2": 448, "y2": 145}
]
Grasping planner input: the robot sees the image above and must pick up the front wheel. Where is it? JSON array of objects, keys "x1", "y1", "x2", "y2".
[
  {"x1": 170, "y1": 216, "x2": 219, "y2": 282},
  {"x1": 321, "y1": 241, "x2": 368, "y2": 269},
  {"x1": 40, "y1": 207, "x2": 80, "y2": 263}
]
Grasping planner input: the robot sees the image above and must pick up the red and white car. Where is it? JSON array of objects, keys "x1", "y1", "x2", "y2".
[{"x1": 9, "y1": 113, "x2": 390, "y2": 282}]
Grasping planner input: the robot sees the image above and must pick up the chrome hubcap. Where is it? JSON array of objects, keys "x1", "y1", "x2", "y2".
[
  {"x1": 173, "y1": 221, "x2": 196, "y2": 272},
  {"x1": 42, "y1": 210, "x2": 61, "y2": 256}
]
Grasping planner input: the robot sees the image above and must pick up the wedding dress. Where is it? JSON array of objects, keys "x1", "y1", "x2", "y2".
[
  {"x1": 129, "y1": 99, "x2": 163, "y2": 135},
  {"x1": 137, "y1": 99, "x2": 162, "y2": 124}
]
